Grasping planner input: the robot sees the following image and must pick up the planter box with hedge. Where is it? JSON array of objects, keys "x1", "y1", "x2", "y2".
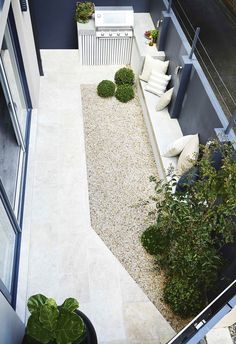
[{"x1": 141, "y1": 141, "x2": 236, "y2": 318}]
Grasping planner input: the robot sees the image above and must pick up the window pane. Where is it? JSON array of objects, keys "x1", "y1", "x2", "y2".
[
  {"x1": 0, "y1": 26, "x2": 27, "y2": 139},
  {"x1": 0, "y1": 198, "x2": 16, "y2": 292}
]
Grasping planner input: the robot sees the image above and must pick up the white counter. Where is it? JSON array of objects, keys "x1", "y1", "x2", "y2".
[{"x1": 134, "y1": 13, "x2": 162, "y2": 58}]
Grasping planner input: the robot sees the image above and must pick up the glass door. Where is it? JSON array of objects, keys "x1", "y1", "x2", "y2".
[
  {"x1": 0, "y1": 25, "x2": 27, "y2": 146},
  {"x1": 0, "y1": 23, "x2": 28, "y2": 214},
  {"x1": 0, "y1": 181, "x2": 21, "y2": 304}
]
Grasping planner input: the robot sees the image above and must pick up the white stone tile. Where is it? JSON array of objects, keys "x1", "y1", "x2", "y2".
[
  {"x1": 206, "y1": 328, "x2": 233, "y2": 344},
  {"x1": 80, "y1": 300, "x2": 126, "y2": 343},
  {"x1": 123, "y1": 302, "x2": 175, "y2": 344}
]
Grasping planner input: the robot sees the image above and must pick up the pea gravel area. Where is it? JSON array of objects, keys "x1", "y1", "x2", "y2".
[{"x1": 81, "y1": 84, "x2": 188, "y2": 331}]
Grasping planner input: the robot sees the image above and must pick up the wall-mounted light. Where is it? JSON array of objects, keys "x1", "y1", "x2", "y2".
[
  {"x1": 156, "y1": 19, "x2": 163, "y2": 28},
  {"x1": 175, "y1": 65, "x2": 183, "y2": 75},
  {"x1": 20, "y1": 0, "x2": 27, "y2": 12}
]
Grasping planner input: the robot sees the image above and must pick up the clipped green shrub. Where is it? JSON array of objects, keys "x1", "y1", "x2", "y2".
[
  {"x1": 97, "y1": 80, "x2": 116, "y2": 98},
  {"x1": 114, "y1": 67, "x2": 135, "y2": 85},
  {"x1": 115, "y1": 84, "x2": 134, "y2": 103},
  {"x1": 163, "y1": 277, "x2": 206, "y2": 318},
  {"x1": 141, "y1": 225, "x2": 170, "y2": 256}
]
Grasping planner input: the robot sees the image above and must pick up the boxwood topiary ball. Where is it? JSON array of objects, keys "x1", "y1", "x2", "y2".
[
  {"x1": 97, "y1": 80, "x2": 116, "y2": 98},
  {"x1": 115, "y1": 84, "x2": 134, "y2": 103},
  {"x1": 114, "y1": 67, "x2": 135, "y2": 85}
]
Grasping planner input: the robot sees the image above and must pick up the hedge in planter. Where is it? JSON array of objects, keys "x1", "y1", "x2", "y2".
[
  {"x1": 115, "y1": 84, "x2": 134, "y2": 103},
  {"x1": 141, "y1": 141, "x2": 236, "y2": 318},
  {"x1": 114, "y1": 67, "x2": 135, "y2": 86},
  {"x1": 97, "y1": 80, "x2": 116, "y2": 98}
]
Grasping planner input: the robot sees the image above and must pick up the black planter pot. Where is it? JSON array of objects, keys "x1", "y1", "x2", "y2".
[
  {"x1": 22, "y1": 310, "x2": 97, "y2": 344},
  {"x1": 76, "y1": 310, "x2": 97, "y2": 344}
]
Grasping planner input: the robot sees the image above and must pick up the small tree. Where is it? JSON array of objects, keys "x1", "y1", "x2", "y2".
[{"x1": 141, "y1": 141, "x2": 236, "y2": 317}]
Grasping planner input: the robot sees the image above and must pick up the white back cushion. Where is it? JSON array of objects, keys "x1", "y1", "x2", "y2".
[
  {"x1": 140, "y1": 55, "x2": 169, "y2": 82},
  {"x1": 145, "y1": 71, "x2": 171, "y2": 96},
  {"x1": 177, "y1": 135, "x2": 199, "y2": 175},
  {"x1": 156, "y1": 87, "x2": 174, "y2": 111}
]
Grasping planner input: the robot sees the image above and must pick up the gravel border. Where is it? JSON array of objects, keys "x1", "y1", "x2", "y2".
[{"x1": 81, "y1": 84, "x2": 188, "y2": 331}]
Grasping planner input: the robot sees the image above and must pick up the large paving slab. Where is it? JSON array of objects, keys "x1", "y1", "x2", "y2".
[{"x1": 17, "y1": 50, "x2": 175, "y2": 343}]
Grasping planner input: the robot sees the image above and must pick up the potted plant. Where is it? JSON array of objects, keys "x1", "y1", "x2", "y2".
[
  {"x1": 144, "y1": 29, "x2": 159, "y2": 45},
  {"x1": 22, "y1": 294, "x2": 97, "y2": 344},
  {"x1": 75, "y1": 2, "x2": 95, "y2": 24}
]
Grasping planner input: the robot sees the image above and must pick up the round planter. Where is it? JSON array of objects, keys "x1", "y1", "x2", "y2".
[
  {"x1": 22, "y1": 310, "x2": 97, "y2": 344},
  {"x1": 76, "y1": 310, "x2": 97, "y2": 344}
]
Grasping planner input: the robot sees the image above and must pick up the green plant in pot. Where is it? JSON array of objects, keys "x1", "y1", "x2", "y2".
[
  {"x1": 23, "y1": 294, "x2": 94, "y2": 344},
  {"x1": 75, "y1": 2, "x2": 94, "y2": 23}
]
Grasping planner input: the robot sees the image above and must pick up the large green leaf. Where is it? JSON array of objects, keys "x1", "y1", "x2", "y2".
[
  {"x1": 45, "y1": 298, "x2": 58, "y2": 308},
  {"x1": 55, "y1": 311, "x2": 85, "y2": 344},
  {"x1": 39, "y1": 303, "x2": 59, "y2": 332},
  {"x1": 60, "y1": 298, "x2": 79, "y2": 313},
  {"x1": 27, "y1": 312, "x2": 54, "y2": 344},
  {"x1": 28, "y1": 294, "x2": 47, "y2": 314}
]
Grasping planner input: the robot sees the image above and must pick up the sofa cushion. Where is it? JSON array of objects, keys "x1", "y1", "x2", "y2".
[
  {"x1": 177, "y1": 135, "x2": 199, "y2": 175},
  {"x1": 156, "y1": 87, "x2": 174, "y2": 111},
  {"x1": 163, "y1": 134, "x2": 197, "y2": 158},
  {"x1": 139, "y1": 55, "x2": 169, "y2": 82}
]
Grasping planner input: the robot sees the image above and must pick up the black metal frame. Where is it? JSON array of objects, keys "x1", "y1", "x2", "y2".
[
  {"x1": 168, "y1": 280, "x2": 236, "y2": 343},
  {"x1": 0, "y1": 5, "x2": 32, "y2": 308}
]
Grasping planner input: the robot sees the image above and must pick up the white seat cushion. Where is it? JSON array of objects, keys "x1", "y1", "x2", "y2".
[
  {"x1": 145, "y1": 71, "x2": 171, "y2": 96},
  {"x1": 177, "y1": 135, "x2": 199, "y2": 175},
  {"x1": 163, "y1": 134, "x2": 197, "y2": 157},
  {"x1": 156, "y1": 87, "x2": 174, "y2": 111},
  {"x1": 139, "y1": 55, "x2": 169, "y2": 82}
]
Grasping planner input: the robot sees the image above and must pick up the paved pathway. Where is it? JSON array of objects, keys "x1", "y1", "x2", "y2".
[{"x1": 17, "y1": 50, "x2": 175, "y2": 344}]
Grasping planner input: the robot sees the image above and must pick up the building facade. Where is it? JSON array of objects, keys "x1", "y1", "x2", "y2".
[{"x1": 0, "y1": 0, "x2": 39, "y2": 341}]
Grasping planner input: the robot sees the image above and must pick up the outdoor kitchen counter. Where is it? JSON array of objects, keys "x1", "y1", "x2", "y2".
[{"x1": 134, "y1": 13, "x2": 162, "y2": 58}]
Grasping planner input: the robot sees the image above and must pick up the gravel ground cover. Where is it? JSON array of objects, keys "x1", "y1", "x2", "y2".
[
  {"x1": 230, "y1": 323, "x2": 236, "y2": 343},
  {"x1": 81, "y1": 84, "x2": 188, "y2": 331}
]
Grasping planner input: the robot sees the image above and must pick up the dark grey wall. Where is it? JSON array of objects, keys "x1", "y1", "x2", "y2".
[
  {"x1": 149, "y1": 2, "x2": 229, "y2": 143},
  {"x1": 30, "y1": 0, "x2": 151, "y2": 49},
  {"x1": 149, "y1": 0, "x2": 166, "y2": 25},
  {"x1": 178, "y1": 68, "x2": 222, "y2": 143}
]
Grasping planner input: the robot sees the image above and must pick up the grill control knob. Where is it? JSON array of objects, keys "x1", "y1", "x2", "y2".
[
  {"x1": 117, "y1": 32, "x2": 120, "y2": 36},
  {"x1": 101, "y1": 32, "x2": 104, "y2": 37},
  {"x1": 109, "y1": 32, "x2": 112, "y2": 37},
  {"x1": 125, "y1": 32, "x2": 128, "y2": 36}
]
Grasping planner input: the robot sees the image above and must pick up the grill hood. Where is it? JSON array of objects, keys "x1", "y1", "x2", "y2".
[{"x1": 95, "y1": 6, "x2": 134, "y2": 29}]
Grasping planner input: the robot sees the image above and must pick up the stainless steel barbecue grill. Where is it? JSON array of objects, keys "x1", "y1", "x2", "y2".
[{"x1": 78, "y1": 6, "x2": 134, "y2": 65}]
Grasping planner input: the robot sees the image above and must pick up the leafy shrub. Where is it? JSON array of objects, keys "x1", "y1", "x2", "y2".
[
  {"x1": 115, "y1": 84, "x2": 134, "y2": 103},
  {"x1": 114, "y1": 67, "x2": 135, "y2": 85},
  {"x1": 25, "y1": 294, "x2": 85, "y2": 343},
  {"x1": 75, "y1": 2, "x2": 94, "y2": 23},
  {"x1": 141, "y1": 141, "x2": 236, "y2": 318},
  {"x1": 163, "y1": 277, "x2": 206, "y2": 318},
  {"x1": 141, "y1": 225, "x2": 171, "y2": 256},
  {"x1": 97, "y1": 80, "x2": 116, "y2": 98}
]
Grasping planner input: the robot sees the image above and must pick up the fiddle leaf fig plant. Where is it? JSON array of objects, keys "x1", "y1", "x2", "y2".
[{"x1": 25, "y1": 294, "x2": 85, "y2": 344}]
